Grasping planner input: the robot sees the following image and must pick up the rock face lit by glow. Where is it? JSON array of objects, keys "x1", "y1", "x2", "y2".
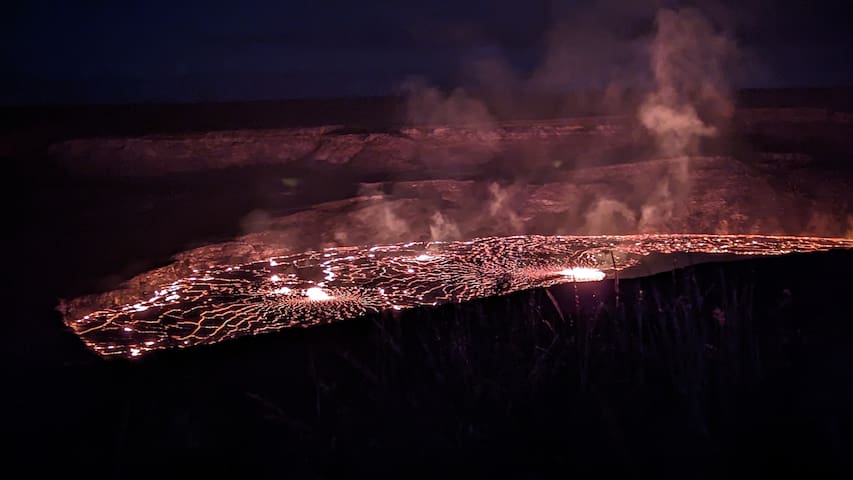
[
  {"x1": 63, "y1": 234, "x2": 853, "y2": 359},
  {"x1": 558, "y1": 267, "x2": 606, "y2": 282}
]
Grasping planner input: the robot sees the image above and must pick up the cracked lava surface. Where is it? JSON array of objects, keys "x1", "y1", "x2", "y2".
[{"x1": 63, "y1": 234, "x2": 853, "y2": 358}]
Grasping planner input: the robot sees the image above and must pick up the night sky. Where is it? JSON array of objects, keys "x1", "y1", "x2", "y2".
[{"x1": 3, "y1": 0, "x2": 852, "y2": 105}]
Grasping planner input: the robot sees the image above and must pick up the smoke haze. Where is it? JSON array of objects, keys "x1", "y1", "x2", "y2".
[
  {"x1": 398, "y1": 4, "x2": 739, "y2": 237},
  {"x1": 225, "y1": 2, "x2": 847, "y2": 247}
]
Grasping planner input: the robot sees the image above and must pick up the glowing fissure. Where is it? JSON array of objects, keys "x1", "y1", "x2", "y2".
[
  {"x1": 64, "y1": 234, "x2": 853, "y2": 359},
  {"x1": 558, "y1": 267, "x2": 607, "y2": 282}
]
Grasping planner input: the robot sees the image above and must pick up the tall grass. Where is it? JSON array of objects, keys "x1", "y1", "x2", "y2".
[
  {"x1": 87, "y1": 252, "x2": 853, "y2": 477},
  {"x1": 292, "y1": 262, "x2": 779, "y2": 471}
]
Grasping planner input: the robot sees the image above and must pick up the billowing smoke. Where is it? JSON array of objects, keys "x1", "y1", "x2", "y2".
[
  {"x1": 429, "y1": 211, "x2": 461, "y2": 241},
  {"x1": 395, "y1": 5, "x2": 750, "y2": 237},
  {"x1": 633, "y1": 8, "x2": 735, "y2": 232},
  {"x1": 401, "y1": 78, "x2": 495, "y2": 128},
  {"x1": 240, "y1": 208, "x2": 273, "y2": 234},
  {"x1": 487, "y1": 182, "x2": 524, "y2": 234},
  {"x1": 584, "y1": 198, "x2": 637, "y2": 234},
  {"x1": 804, "y1": 211, "x2": 853, "y2": 240},
  {"x1": 639, "y1": 8, "x2": 735, "y2": 158},
  {"x1": 345, "y1": 200, "x2": 412, "y2": 244},
  {"x1": 637, "y1": 176, "x2": 678, "y2": 232}
]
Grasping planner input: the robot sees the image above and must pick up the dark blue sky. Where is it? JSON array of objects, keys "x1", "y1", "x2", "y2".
[{"x1": 3, "y1": 0, "x2": 852, "y2": 105}]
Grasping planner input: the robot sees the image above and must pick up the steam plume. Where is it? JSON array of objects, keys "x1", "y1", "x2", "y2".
[
  {"x1": 639, "y1": 8, "x2": 735, "y2": 158},
  {"x1": 401, "y1": 78, "x2": 495, "y2": 127}
]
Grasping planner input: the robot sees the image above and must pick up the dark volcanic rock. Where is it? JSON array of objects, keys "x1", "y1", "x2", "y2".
[{"x1": 48, "y1": 117, "x2": 637, "y2": 177}]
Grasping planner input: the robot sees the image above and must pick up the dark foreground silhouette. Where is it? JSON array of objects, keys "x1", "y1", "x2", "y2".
[
  {"x1": 8, "y1": 250, "x2": 853, "y2": 478},
  {"x1": 6, "y1": 90, "x2": 853, "y2": 477}
]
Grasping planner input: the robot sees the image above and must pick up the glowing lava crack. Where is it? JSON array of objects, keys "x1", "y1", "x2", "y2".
[{"x1": 63, "y1": 234, "x2": 853, "y2": 358}]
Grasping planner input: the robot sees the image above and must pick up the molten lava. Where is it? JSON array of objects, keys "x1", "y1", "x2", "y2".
[
  {"x1": 557, "y1": 267, "x2": 607, "y2": 282},
  {"x1": 305, "y1": 287, "x2": 332, "y2": 301},
  {"x1": 63, "y1": 234, "x2": 853, "y2": 359}
]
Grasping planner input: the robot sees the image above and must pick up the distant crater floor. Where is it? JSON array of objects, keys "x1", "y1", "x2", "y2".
[
  {"x1": 47, "y1": 110, "x2": 853, "y2": 242},
  {"x1": 43, "y1": 109, "x2": 853, "y2": 356}
]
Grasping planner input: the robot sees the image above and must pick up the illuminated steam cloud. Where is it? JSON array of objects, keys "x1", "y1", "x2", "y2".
[
  {"x1": 639, "y1": 8, "x2": 735, "y2": 158},
  {"x1": 65, "y1": 234, "x2": 853, "y2": 359}
]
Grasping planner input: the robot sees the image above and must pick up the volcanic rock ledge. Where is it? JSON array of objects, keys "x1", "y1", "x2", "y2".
[
  {"x1": 49, "y1": 117, "x2": 635, "y2": 176},
  {"x1": 47, "y1": 108, "x2": 853, "y2": 178}
]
